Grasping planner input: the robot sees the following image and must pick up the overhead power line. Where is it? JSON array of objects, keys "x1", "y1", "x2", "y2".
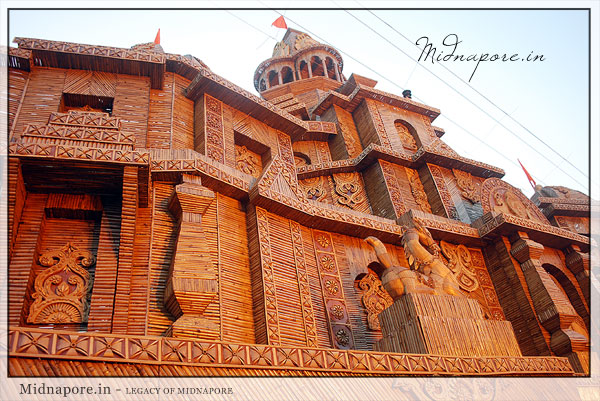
[
  {"x1": 340, "y1": 8, "x2": 589, "y2": 189},
  {"x1": 363, "y1": 7, "x2": 589, "y2": 181}
]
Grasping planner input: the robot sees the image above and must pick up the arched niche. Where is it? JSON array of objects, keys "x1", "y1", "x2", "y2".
[
  {"x1": 393, "y1": 119, "x2": 420, "y2": 153},
  {"x1": 259, "y1": 78, "x2": 267, "y2": 92}
]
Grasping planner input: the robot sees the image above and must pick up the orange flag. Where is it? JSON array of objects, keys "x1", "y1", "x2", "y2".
[
  {"x1": 518, "y1": 159, "x2": 537, "y2": 190},
  {"x1": 154, "y1": 29, "x2": 161, "y2": 45},
  {"x1": 272, "y1": 16, "x2": 287, "y2": 29}
]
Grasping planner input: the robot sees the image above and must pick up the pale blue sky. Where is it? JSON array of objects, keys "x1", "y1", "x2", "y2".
[{"x1": 6, "y1": 6, "x2": 593, "y2": 197}]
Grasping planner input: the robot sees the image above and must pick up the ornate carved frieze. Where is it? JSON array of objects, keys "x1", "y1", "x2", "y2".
[
  {"x1": 290, "y1": 221, "x2": 318, "y2": 347},
  {"x1": 204, "y1": 95, "x2": 225, "y2": 163},
  {"x1": 9, "y1": 326, "x2": 575, "y2": 375},
  {"x1": 317, "y1": 141, "x2": 332, "y2": 163},
  {"x1": 14, "y1": 37, "x2": 166, "y2": 63},
  {"x1": 453, "y1": 169, "x2": 480, "y2": 203},
  {"x1": 357, "y1": 272, "x2": 393, "y2": 330},
  {"x1": 405, "y1": 167, "x2": 432, "y2": 213},
  {"x1": 380, "y1": 160, "x2": 406, "y2": 217},
  {"x1": 28, "y1": 243, "x2": 95, "y2": 324},
  {"x1": 9, "y1": 143, "x2": 149, "y2": 165},
  {"x1": 365, "y1": 99, "x2": 392, "y2": 149},
  {"x1": 312, "y1": 230, "x2": 355, "y2": 349},
  {"x1": 256, "y1": 208, "x2": 282, "y2": 345},
  {"x1": 338, "y1": 122, "x2": 359, "y2": 158},
  {"x1": 277, "y1": 132, "x2": 295, "y2": 166}
]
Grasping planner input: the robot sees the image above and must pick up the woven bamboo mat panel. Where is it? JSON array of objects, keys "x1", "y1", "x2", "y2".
[
  {"x1": 8, "y1": 68, "x2": 29, "y2": 139},
  {"x1": 13, "y1": 68, "x2": 65, "y2": 140},
  {"x1": 88, "y1": 197, "x2": 121, "y2": 333},
  {"x1": 146, "y1": 183, "x2": 178, "y2": 335},
  {"x1": 111, "y1": 166, "x2": 138, "y2": 334},
  {"x1": 218, "y1": 194, "x2": 255, "y2": 344},
  {"x1": 8, "y1": 193, "x2": 48, "y2": 326},
  {"x1": 172, "y1": 74, "x2": 194, "y2": 150},
  {"x1": 146, "y1": 72, "x2": 173, "y2": 149},
  {"x1": 113, "y1": 74, "x2": 150, "y2": 148}
]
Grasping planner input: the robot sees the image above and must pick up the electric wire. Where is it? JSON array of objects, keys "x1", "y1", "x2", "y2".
[
  {"x1": 340, "y1": 8, "x2": 589, "y2": 189},
  {"x1": 363, "y1": 7, "x2": 589, "y2": 181}
]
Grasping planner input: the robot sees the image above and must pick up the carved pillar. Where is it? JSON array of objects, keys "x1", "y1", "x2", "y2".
[
  {"x1": 510, "y1": 232, "x2": 589, "y2": 373},
  {"x1": 164, "y1": 175, "x2": 219, "y2": 340},
  {"x1": 334, "y1": 62, "x2": 341, "y2": 81},
  {"x1": 564, "y1": 245, "x2": 590, "y2": 302},
  {"x1": 322, "y1": 59, "x2": 327, "y2": 77},
  {"x1": 277, "y1": 70, "x2": 282, "y2": 85},
  {"x1": 308, "y1": 60, "x2": 313, "y2": 78}
]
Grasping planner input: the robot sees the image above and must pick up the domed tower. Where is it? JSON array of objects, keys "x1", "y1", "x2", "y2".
[{"x1": 253, "y1": 29, "x2": 345, "y2": 105}]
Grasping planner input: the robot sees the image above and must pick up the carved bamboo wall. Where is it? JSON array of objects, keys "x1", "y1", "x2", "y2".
[
  {"x1": 5, "y1": 34, "x2": 590, "y2": 379},
  {"x1": 9, "y1": 193, "x2": 48, "y2": 326},
  {"x1": 87, "y1": 197, "x2": 122, "y2": 333}
]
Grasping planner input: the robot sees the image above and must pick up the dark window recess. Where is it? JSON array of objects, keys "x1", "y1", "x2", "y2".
[{"x1": 60, "y1": 93, "x2": 114, "y2": 115}]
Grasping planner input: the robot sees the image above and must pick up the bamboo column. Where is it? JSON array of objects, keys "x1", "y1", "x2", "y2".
[{"x1": 164, "y1": 174, "x2": 219, "y2": 340}]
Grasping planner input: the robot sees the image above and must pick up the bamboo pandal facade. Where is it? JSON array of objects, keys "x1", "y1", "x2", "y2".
[{"x1": 6, "y1": 30, "x2": 590, "y2": 377}]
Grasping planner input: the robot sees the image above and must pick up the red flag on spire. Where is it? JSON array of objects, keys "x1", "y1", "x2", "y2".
[
  {"x1": 518, "y1": 159, "x2": 537, "y2": 190},
  {"x1": 271, "y1": 16, "x2": 287, "y2": 29},
  {"x1": 154, "y1": 29, "x2": 161, "y2": 45}
]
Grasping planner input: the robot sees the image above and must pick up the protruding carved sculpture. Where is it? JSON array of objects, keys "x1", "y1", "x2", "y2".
[
  {"x1": 364, "y1": 236, "x2": 434, "y2": 301},
  {"x1": 28, "y1": 242, "x2": 95, "y2": 324},
  {"x1": 365, "y1": 219, "x2": 464, "y2": 299},
  {"x1": 400, "y1": 219, "x2": 464, "y2": 297},
  {"x1": 357, "y1": 271, "x2": 393, "y2": 330}
]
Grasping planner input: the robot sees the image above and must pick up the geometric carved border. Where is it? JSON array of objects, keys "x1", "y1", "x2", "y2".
[{"x1": 8, "y1": 327, "x2": 575, "y2": 376}]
